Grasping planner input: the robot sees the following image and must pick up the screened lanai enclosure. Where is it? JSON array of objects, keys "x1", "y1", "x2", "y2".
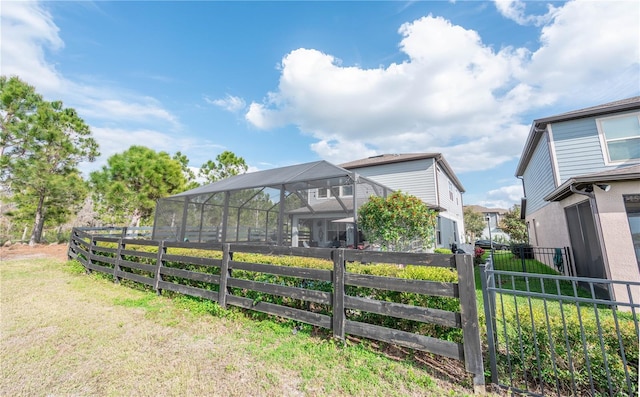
[{"x1": 152, "y1": 161, "x2": 393, "y2": 247}]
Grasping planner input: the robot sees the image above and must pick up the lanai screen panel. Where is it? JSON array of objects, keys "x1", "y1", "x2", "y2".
[{"x1": 152, "y1": 161, "x2": 393, "y2": 244}]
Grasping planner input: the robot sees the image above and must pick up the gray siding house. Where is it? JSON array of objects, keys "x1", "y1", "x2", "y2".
[
  {"x1": 516, "y1": 97, "x2": 640, "y2": 300},
  {"x1": 340, "y1": 153, "x2": 466, "y2": 249}
]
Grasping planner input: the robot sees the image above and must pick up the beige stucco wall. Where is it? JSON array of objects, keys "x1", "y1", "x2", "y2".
[
  {"x1": 526, "y1": 201, "x2": 572, "y2": 249},
  {"x1": 594, "y1": 181, "x2": 640, "y2": 286},
  {"x1": 526, "y1": 181, "x2": 640, "y2": 304}
]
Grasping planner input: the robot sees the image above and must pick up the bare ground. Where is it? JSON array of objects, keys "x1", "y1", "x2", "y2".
[{"x1": 0, "y1": 242, "x2": 69, "y2": 262}]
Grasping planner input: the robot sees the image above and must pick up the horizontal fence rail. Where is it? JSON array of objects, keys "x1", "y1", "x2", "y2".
[
  {"x1": 68, "y1": 227, "x2": 485, "y2": 391},
  {"x1": 480, "y1": 259, "x2": 640, "y2": 397}
]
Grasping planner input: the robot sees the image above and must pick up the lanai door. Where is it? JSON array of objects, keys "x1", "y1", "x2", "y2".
[{"x1": 565, "y1": 199, "x2": 610, "y2": 298}]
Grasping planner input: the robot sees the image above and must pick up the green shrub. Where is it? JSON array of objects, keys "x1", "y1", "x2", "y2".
[{"x1": 495, "y1": 302, "x2": 638, "y2": 396}]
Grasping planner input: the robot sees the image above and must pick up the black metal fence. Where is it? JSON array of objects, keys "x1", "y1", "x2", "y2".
[
  {"x1": 491, "y1": 246, "x2": 574, "y2": 276},
  {"x1": 480, "y1": 258, "x2": 639, "y2": 396}
]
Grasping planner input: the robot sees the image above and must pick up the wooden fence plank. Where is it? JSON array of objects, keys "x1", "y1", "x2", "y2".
[
  {"x1": 226, "y1": 295, "x2": 332, "y2": 329},
  {"x1": 227, "y1": 278, "x2": 331, "y2": 305},
  {"x1": 154, "y1": 240, "x2": 165, "y2": 294},
  {"x1": 157, "y1": 280, "x2": 218, "y2": 301},
  {"x1": 345, "y1": 273, "x2": 458, "y2": 298},
  {"x1": 344, "y1": 296, "x2": 461, "y2": 329},
  {"x1": 229, "y1": 244, "x2": 333, "y2": 260},
  {"x1": 345, "y1": 320, "x2": 464, "y2": 361},
  {"x1": 90, "y1": 254, "x2": 116, "y2": 265},
  {"x1": 162, "y1": 241, "x2": 223, "y2": 250},
  {"x1": 455, "y1": 254, "x2": 485, "y2": 390},
  {"x1": 120, "y1": 249, "x2": 158, "y2": 260},
  {"x1": 218, "y1": 244, "x2": 231, "y2": 309},
  {"x1": 229, "y1": 261, "x2": 332, "y2": 281},
  {"x1": 121, "y1": 238, "x2": 160, "y2": 247},
  {"x1": 333, "y1": 248, "x2": 346, "y2": 340},
  {"x1": 162, "y1": 254, "x2": 221, "y2": 267},
  {"x1": 118, "y1": 259, "x2": 156, "y2": 274},
  {"x1": 85, "y1": 261, "x2": 112, "y2": 274},
  {"x1": 160, "y1": 267, "x2": 220, "y2": 284},
  {"x1": 344, "y1": 250, "x2": 455, "y2": 268},
  {"x1": 115, "y1": 270, "x2": 155, "y2": 287}
]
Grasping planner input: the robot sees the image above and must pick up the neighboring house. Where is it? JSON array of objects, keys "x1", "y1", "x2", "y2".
[
  {"x1": 465, "y1": 205, "x2": 509, "y2": 242},
  {"x1": 515, "y1": 96, "x2": 640, "y2": 299},
  {"x1": 339, "y1": 153, "x2": 466, "y2": 249}
]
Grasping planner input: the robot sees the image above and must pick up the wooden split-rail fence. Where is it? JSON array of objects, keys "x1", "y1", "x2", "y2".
[{"x1": 68, "y1": 227, "x2": 485, "y2": 391}]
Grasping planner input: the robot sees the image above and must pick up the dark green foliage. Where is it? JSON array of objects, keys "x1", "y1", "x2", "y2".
[
  {"x1": 495, "y1": 302, "x2": 638, "y2": 396},
  {"x1": 1, "y1": 76, "x2": 99, "y2": 244},
  {"x1": 89, "y1": 146, "x2": 187, "y2": 227}
]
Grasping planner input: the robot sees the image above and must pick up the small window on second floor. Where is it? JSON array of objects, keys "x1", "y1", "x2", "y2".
[
  {"x1": 341, "y1": 185, "x2": 353, "y2": 197},
  {"x1": 598, "y1": 113, "x2": 640, "y2": 163},
  {"x1": 318, "y1": 188, "x2": 329, "y2": 198}
]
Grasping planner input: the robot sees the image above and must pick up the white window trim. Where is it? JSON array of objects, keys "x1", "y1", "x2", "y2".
[{"x1": 596, "y1": 112, "x2": 640, "y2": 166}]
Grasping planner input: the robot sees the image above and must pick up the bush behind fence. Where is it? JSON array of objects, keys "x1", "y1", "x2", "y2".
[{"x1": 68, "y1": 227, "x2": 485, "y2": 391}]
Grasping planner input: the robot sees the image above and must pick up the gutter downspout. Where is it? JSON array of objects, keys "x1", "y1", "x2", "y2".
[
  {"x1": 569, "y1": 185, "x2": 614, "y2": 298},
  {"x1": 517, "y1": 175, "x2": 530, "y2": 244}
]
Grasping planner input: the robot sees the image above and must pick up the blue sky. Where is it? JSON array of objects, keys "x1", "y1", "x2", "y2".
[{"x1": 2, "y1": 1, "x2": 639, "y2": 208}]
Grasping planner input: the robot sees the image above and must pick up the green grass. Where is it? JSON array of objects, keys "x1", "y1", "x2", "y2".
[{"x1": 1, "y1": 257, "x2": 484, "y2": 397}]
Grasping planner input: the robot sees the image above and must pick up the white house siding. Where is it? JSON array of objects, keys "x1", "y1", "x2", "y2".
[
  {"x1": 346, "y1": 158, "x2": 466, "y2": 247},
  {"x1": 350, "y1": 159, "x2": 438, "y2": 204},
  {"x1": 552, "y1": 118, "x2": 608, "y2": 183},
  {"x1": 595, "y1": 181, "x2": 640, "y2": 300},
  {"x1": 523, "y1": 134, "x2": 557, "y2": 214}
]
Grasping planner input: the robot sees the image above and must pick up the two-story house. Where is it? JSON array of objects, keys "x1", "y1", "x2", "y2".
[
  {"x1": 464, "y1": 205, "x2": 509, "y2": 242},
  {"x1": 340, "y1": 153, "x2": 466, "y2": 249},
  {"x1": 515, "y1": 97, "x2": 640, "y2": 299}
]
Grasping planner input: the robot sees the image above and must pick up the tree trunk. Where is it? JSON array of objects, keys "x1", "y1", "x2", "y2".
[
  {"x1": 129, "y1": 208, "x2": 142, "y2": 229},
  {"x1": 29, "y1": 194, "x2": 46, "y2": 246}
]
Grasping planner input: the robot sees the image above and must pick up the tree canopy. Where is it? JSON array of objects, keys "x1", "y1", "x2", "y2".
[
  {"x1": 1, "y1": 76, "x2": 99, "y2": 245},
  {"x1": 358, "y1": 191, "x2": 437, "y2": 252},
  {"x1": 500, "y1": 204, "x2": 528, "y2": 243},
  {"x1": 89, "y1": 146, "x2": 187, "y2": 227},
  {"x1": 463, "y1": 207, "x2": 485, "y2": 243},
  {"x1": 198, "y1": 150, "x2": 248, "y2": 184}
]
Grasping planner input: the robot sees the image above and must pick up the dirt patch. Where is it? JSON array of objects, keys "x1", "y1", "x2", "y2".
[{"x1": 0, "y1": 243, "x2": 69, "y2": 262}]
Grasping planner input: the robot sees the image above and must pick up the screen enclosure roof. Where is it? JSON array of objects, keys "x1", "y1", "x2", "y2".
[{"x1": 170, "y1": 160, "x2": 393, "y2": 199}]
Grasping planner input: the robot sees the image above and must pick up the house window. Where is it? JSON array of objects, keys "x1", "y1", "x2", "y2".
[
  {"x1": 341, "y1": 185, "x2": 353, "y2": 197},
  {"x1": 318, "y1": 188, "x2": 329, "y2": 198},
  {"x1": 597, "y1": 113, "x2": 640, "y2": 163},
  {"x1": 448, "y1": 181, "x2": 454, "y2": 201},
  {"x1": 624, "y1": 194, "x2": 640, "y2": 271}
]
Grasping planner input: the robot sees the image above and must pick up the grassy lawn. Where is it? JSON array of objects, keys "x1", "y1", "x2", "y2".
[{"x1": 0, "y1": 257, "x2": 492, "y2": 397}]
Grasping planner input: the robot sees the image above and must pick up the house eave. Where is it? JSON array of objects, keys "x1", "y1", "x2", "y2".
[{"x1": 544, "y1": 166, "x2": 640, "y2": 202}]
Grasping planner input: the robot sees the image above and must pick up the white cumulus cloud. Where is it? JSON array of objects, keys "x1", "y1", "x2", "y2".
[{"x1": 245, "y1": 1, "x2": 639, "y2": 176}]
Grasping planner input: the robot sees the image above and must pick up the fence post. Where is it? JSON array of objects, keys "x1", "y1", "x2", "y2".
[
  {"x1": 86, "y1": 236, "x2": 96, "y2": 274},
  {"x1": 456, "y1": 253, "x2": 485, "y2": 393},
  {"x1": 154, "y1": 240, "x2": 166, "y2": 295},
  {"x1": 520, "y1": 246, "x2": 527, "y2": 272},
  {"x1": 479, "y1": 259, "x2": 499, "y2": 385},
  {"x1": 218, "y1": 244, "x2": 232, "y2": 309},
  {"x1": 332, "y1": 248, "x2": 346, "y2": 341},
  {"x1": 113, "y1": 236, "x2": 125, "y2": 284}
]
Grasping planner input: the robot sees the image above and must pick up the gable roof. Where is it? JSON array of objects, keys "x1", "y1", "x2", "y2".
[
  {"x1": 340, "y1": 153, "x2": 465, "y2": 193},
  {"x1": 171, "y1": 160, "x2": 392, "y2": 198},
  {"x1": 515, "y1": 96, "x2": 640, "y2": 176}
]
